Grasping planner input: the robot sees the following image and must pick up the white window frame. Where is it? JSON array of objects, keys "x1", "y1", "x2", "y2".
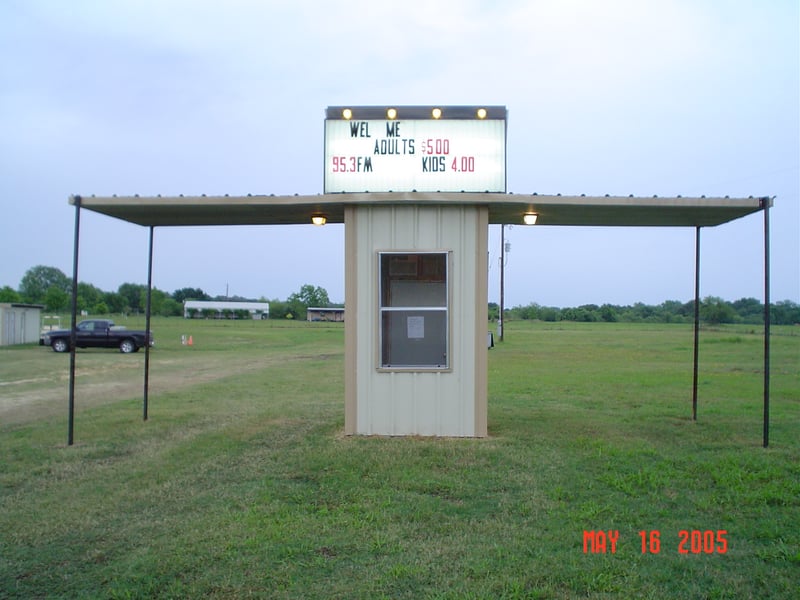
[{"x1": 378, "y1": 251, "x2": 450, "y2": 370}]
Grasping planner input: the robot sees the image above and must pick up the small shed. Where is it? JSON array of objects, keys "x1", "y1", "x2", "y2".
[
  {"x1": 0, "y1": 303, "x2": 45, "y2": 346},
  {"x1": 183, "y1": 300, "x2": 269, "y2": 319},
  {"x1": 307, "y1": 307, "x2": 345, "y2": 322}
]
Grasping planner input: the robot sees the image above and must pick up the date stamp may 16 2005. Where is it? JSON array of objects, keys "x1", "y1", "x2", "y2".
[{"x1": 583, "y1": 530, "x2": 728, "y2": 555}]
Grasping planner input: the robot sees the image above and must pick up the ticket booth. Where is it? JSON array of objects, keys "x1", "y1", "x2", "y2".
[
  {"x1": 325, "y1": 106, "x2": 506, "y2": 437},
  {"x1": 344, "y1": 203, "x2": 489, "y2": 437}
]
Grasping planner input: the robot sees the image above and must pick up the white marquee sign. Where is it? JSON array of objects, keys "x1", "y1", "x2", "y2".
[{"x1": 324, "y1": 106, "x2": 506, "y2": 194}]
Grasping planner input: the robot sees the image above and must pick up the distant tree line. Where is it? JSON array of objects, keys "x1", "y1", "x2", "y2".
[
  {"x1": 2, "y1": 265, "x2": 798, "y2": 324},
  {"x1": 0, "y1": 265, "x2": 338, "y2": 320},
  {"x1": 492, "y1": 297, "x2": 800, "y2": 326}
]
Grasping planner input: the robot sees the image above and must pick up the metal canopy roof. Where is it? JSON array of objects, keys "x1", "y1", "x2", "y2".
[
  {"x1": 70, "y1": 192, "x2": 769, "y2": 228},
  {"x1": 64, "y1": 189, "x2": 774, "y2": 447}
]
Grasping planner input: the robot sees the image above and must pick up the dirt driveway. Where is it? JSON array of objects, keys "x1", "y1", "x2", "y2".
[{"x1": 0, "y1": 348, "x2": 275, "y2": 426}]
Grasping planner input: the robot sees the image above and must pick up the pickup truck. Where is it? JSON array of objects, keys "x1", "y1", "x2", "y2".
[{"x1": 40, "y1": 319, "x2": 154, "y2": 353}]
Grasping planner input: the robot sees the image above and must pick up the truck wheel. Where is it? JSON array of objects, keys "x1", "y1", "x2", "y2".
[
  {"x1": 119, "y1": 339, "x2": 136, "y2": 353},
  {"x1": 52, "y1": 338, "x2": 69, "y2": 353}
]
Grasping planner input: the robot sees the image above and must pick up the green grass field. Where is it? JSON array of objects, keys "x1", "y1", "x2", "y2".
[{"x1": 1, "y1": 318, "x2": 798, "y2": 599}]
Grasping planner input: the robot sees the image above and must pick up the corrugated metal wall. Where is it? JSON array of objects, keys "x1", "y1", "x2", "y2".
[
  {"x1": 346, "y1": 205, "x2": 488, "y2": 436},
  {"x1": 0, "y1": 306, "x2": 42, "y2": 346}
]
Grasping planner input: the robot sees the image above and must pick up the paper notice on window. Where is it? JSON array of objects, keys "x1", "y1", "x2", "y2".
[{"x1": 407, "y1": 316, "x2": 425, "y2": 339}]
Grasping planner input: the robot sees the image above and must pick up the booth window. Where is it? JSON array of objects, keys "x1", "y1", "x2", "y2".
[{"x1": 379, "y1": 252, "x2": 449, "y2": 369}]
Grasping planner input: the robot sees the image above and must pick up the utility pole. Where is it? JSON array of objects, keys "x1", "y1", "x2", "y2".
[{"x1": 499, "y1": 224, "x2": 505, "y2": 342}]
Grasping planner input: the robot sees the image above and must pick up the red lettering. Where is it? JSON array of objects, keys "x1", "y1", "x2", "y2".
[
  {"x1": 716, "y1": 530, "x2": 728, "y2": 554},
  {"x1": 639, "y1": 530, "x2": 661, "y2": 554},
  {"x1": 451, "y1": 156, "x2": 475, "y2": 172},
  {"x1": 583, "y1": 530, "x2": 594, "y2": 553},
  {"x1": 679, "y1": 530, "x2": 728, "y2": 554},
  {"x1": 583, "y1": 530, "x2": 618, "y2": 554},
  {"x1": 608, "y1": 530, "x2": 619, "y2": 553},
  {"x1": 423, "y1": 138, "x2": 450, "y2": 155}
]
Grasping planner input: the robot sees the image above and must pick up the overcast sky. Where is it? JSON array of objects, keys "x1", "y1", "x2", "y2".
[{"x1": 1, "y1": 0, "x2": 797, "y2": 307}]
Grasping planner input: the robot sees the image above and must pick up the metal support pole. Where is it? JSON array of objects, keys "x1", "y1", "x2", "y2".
[
  {"x1": 692, "y1": 226, "x2": 701, "y2": 422},
  {"x1": 762, "y1": 199, "x2": 771, "y2": 448},
  {"x1": 143, "y1": 226, "x2": 154, "y2": 421},
  {"x1": 499, "y1": 224, "x2": 505, "y2": 342},
  {"x1": 68, "y1": 196, "x2": 81, "y2": 446}
]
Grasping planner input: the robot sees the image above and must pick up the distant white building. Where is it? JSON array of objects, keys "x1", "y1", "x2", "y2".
[
  {"x1": 183, "y1": 300, "x2": 269, "y2": 319},
  {"x1": 0, "y1": 303, "x2": 44, "y2": 346}
]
